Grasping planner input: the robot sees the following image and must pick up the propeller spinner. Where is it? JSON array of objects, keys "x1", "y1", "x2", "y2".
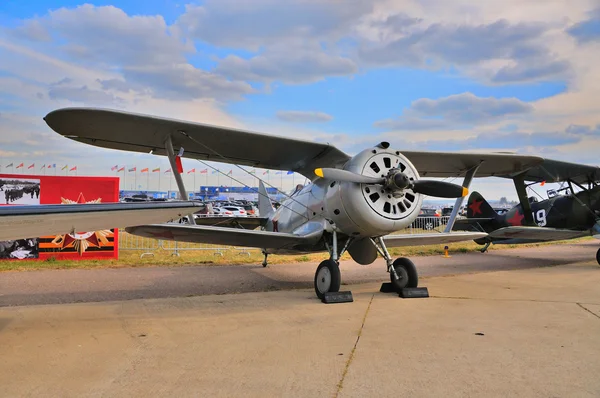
[{"x1": 315, "y1": 167, "x2": 468, "y2": 198}]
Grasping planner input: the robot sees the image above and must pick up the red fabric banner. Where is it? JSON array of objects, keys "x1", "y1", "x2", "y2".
[{"x1": 0, "y1": 173, "x2": 119, "y2": 261}]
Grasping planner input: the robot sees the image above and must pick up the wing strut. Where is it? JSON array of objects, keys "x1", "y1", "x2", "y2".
[
  {"x1": 513, "y1": 173, "x2": 535, "y2": 226},
  {"x1": 165, "y1": 134, "x2": 196, "y2": 225},
  {"x1": 444, "y1": 164, "x2": 481, "y2": 232}
]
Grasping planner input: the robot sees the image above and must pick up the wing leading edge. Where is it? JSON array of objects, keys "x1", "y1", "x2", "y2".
[
  {"x1": 0, "y1": 201, "x2": 202, "y2": 241},
  {"x1": 383, "y1": 232, "x2": 488, "y2": 247},
  {"x1": 44, "y1": 108, "x2": 351, "y2": 177},
  {"x1": 125, "y1": 224, "x2": 323, "y2": 251},
  {"x1": 488, "y1": 226, "x2": 591, "y2": 241}
]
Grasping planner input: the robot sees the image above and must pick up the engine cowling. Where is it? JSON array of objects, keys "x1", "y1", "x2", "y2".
[{"x1": 323, "y1": 145, "x2": 423, "y2": 237}]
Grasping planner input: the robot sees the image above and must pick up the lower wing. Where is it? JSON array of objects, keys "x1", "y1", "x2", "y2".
[
  {"x1": 0, "y1": 202, "x2": 202, "y2": 241},
  {"x1": 383, "y1": 232, "x2": 488, "y2": 247},
  {"x1": 125, "y1": 224, "x2": 323, "y2": 251},
  {"x1": 488, "y1": 226, "x2": 591, "y2": 241},
  {"x1": 191, "y1": 216, "x2": 266, "y2": 229}
]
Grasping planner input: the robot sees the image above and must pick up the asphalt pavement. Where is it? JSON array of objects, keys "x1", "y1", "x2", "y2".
[
  {"x1": 1, "y1": 243, "x2": 599, "y2": 397},
  {"x1": 0, "y1": 240, "x2": 598, "y2": 307}
]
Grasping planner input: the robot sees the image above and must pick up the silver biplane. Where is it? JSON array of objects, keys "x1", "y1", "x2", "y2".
[{"x1": 17, "y1": 107, "x2": 559, "y2": 299}]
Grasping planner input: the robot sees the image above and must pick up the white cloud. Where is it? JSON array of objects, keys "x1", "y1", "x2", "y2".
[
  {"x1": 374, "y1": 92, "x2": 533, "y2": 130},
  {"x1": 276, "y1": 110, "x2": 333, "y2": 123},
  {"x1": 1, "y1": 1, "x2": 600, "y2": 196}
]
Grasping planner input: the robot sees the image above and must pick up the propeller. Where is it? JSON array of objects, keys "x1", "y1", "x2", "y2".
[{"x1": 315, "y1": 168, "x2": 468, "y2": 198}]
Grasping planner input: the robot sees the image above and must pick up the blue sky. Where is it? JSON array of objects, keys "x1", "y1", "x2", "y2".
[{"x1": 0, "y1": 1, "x2": 599, "y2": 197}]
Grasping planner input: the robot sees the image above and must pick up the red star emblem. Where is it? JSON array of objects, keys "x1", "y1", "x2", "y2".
[
  {"x1": 507, "y1": 210, "x2": 524, "y2": 226},
  {"x1": 469, "y1": 199, "x2": 483, "y2": 216},
  {"x1": 51, "y1": 192, "x2": 110, "y2": 255}
]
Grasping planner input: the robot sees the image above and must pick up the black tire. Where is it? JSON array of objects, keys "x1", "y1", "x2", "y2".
[
  {"x1": 390, "y1": 257, "x2": 418, "y2": 292},
  {"x1": 424, "y1": 221, "x2": 434, "y2": 230},
  {"x1": 596, "y1": 248, "x2": 600, "y2": 266},
  {"x1": 314, "y1": 259, "x2": 341, "y2": 300}
]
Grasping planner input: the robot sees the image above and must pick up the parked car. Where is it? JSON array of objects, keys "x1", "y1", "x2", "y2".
[
  {"x1": 441, "y1": 207, "x2": 454, "y2": 217},
  {"x1": 213, "y1": 206, "x2": 247, "y2": 217},
  {"x1": 411, "y1": 208, "x2": 442, "y2": 230}
]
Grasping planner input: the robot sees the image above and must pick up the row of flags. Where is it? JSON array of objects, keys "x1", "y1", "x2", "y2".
[
  {"x1": 110, "y1": 165, "x2": 295, "y2": 175},
  {"x1": 3, "y1": 162, "x2": 294, "y2": 176},
  {"x1": 4, "y1": 163, "x2": 77, "y2": 171}
]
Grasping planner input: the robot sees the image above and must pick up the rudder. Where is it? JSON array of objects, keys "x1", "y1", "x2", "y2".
[
  {"x1": 258, "y1": 180, "x2": 275, "y2": 218},
  {"x1": 466, "y1": 191, "x2": 497, "y2": 218}
]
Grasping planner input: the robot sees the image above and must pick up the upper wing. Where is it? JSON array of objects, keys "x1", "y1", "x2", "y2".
[
  {"x1": 488, "y1": 226, "x2": 591, "y2": 241},
  {"x1": 383, "y1": 232, "x2": 488, "y2": 247},
  {"x1": 0, "y1": 201, "x2": 202, "y2": 241},
  {"x1": 498, "y1": 158, "x2": 600, "y2": 185},
  {"x1": 44, "y1": 108, "x2": 350, "y2": 177},
  {"x1": 125, "y1": 224, "x2": 322, "y2": 250},
  {"x1": 403, "y1": 151, "x2": 599, "y2": 184},
  {"x1": 400, "y1": 151, "x2": 544, "y2": 178}
]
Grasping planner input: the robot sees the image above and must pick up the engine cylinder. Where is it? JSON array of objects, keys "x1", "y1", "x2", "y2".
[{"x1": 324, "y1": 146, "x2": 423, "y2": 237}]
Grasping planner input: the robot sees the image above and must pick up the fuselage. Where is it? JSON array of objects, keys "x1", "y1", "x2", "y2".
[
  {"x1": 477, "y1": 186, "x2": 600, "y2": 245},
  {"x1": 261, "y1": 146, "x2": 425, "y2": 255}
]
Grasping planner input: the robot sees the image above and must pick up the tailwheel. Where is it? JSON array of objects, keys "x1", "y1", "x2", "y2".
[
  {"x1": 596, "y1": 248, "x2": 600, "y2": 266},
  {"x1": 314, "y1": 259, "x2": 341, "y2": 300},
  {"x1": 390, "y1": 257, "x2": 418, "y2": 293}
]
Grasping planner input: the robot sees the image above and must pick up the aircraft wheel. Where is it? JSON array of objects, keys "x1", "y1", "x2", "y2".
[
  {"x1": 390, "y1": 257, "x2": 418, "y2": 292},
  {"x1": 596, "y1": 248, "x2": 600, "y2": 266},
  {"x1": 314, "y1": 259, "x2": 341, "y2": 300}
]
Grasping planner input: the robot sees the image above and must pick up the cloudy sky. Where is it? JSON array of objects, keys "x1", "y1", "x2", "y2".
[{"x1": 0, "y1": 0, "x2": 599, "y2": 198}]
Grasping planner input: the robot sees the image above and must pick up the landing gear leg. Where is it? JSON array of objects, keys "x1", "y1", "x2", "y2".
[
  {"x1": 314, "y1": 231, "x2": 349, "y2": 299},
  {"x1": 373, "y1": 237, "x2": 418, "y2": 293},
  {"x1": 480, "y1": 242, "x2": 491, "y2": 253},
  {"x1": 262, "y1": 251, "x2": 268, "y2": 267}
]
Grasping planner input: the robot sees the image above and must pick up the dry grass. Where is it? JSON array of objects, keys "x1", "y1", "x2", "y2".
[{"x1": 0, "y1": 232, "x2": 594, "y2": 272}]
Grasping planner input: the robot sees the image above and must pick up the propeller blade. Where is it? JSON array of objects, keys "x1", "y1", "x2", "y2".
[
  {"x1": 315, "y1": 168, "x2": 385, "y2": 184},
  {"x1": 411, "y1": 180, "x2": 468, "y2": 198}
]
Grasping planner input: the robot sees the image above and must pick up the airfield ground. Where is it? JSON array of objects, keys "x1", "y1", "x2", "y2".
[{"x1": 1, "y1": 241, "x2": 599, "y2": 397}]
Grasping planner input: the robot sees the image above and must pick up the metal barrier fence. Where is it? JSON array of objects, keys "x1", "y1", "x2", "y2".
[{"x1": 119, "y1": 215, "x2": 459, "y2": 257}]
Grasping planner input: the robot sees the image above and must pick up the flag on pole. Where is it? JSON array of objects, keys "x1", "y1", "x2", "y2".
[
  {"x1": 187, "y1": 168, "x2": 196, "y2": 174},
  {"x1": 275, "y1": 171, "x2": 282, "y2": 175},
  {"x1": 211, "y1": 170, "x2": 218, "y2": 174},
  {"x1": 28, "y1": 164, "x2": 34, "y2": 169},
  {"x1": 117, "y1": 167, "x2": 125, "y2": 172},
  {"x1": 16, "y1": 163, "x2": 24, "y2": 169},
  {"x1": 249, "y1": 169, "x2": 256, "y2": 174},
  {"x1": 165, "y1": 168, "x2": 172, "y2": 173},
  {"x1": 6, "y1": 163, "x2": 13, "y2": 168},
  {"x1": 141, "y1": 168, "x2": 149, "y2": 173},
  {"x1": 227, "y1": 170, "x2": 232, "y2": 175},
  {"x1": 41, "y1": 164, "x2": 46, "y2": 169},
  {"x1": 61, "y1": 165, "x2": 68, "y2": 170},
  {"x1": 69, "y1": 166, "x2": 77, "y2": 171},
  {"x1": 200, "y1": 169, "x2": 207, "y2": 174},
  {"x1": 152, "y1": 167, "x2": 160, "y2": 172},
  {"x1": 263, "y1": 170, "x2": 269, "y2": 175},
  {"x1": 51, "y1": 164, "x2": 56, "y2": 168},
  {"x1": 128, "y1": 167, "x2": 136, "y2": 172},
  {"x1": 287, "y1": 171, "x2": 294, "y2": 175},
  {"x1": 175, "y1": 147, "x2": 184, "y2": 173},
  {"x1": 111, "y1": 165, "x2": 118, "y2": 171}
]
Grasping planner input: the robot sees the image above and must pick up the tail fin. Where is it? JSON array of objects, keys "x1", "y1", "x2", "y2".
[
  {"x1": 466, "y1": 191, "x2": 497, "y2": 219},
  {"x1": 258, "y1": 180, "x2": 275, "y2": 218}
]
